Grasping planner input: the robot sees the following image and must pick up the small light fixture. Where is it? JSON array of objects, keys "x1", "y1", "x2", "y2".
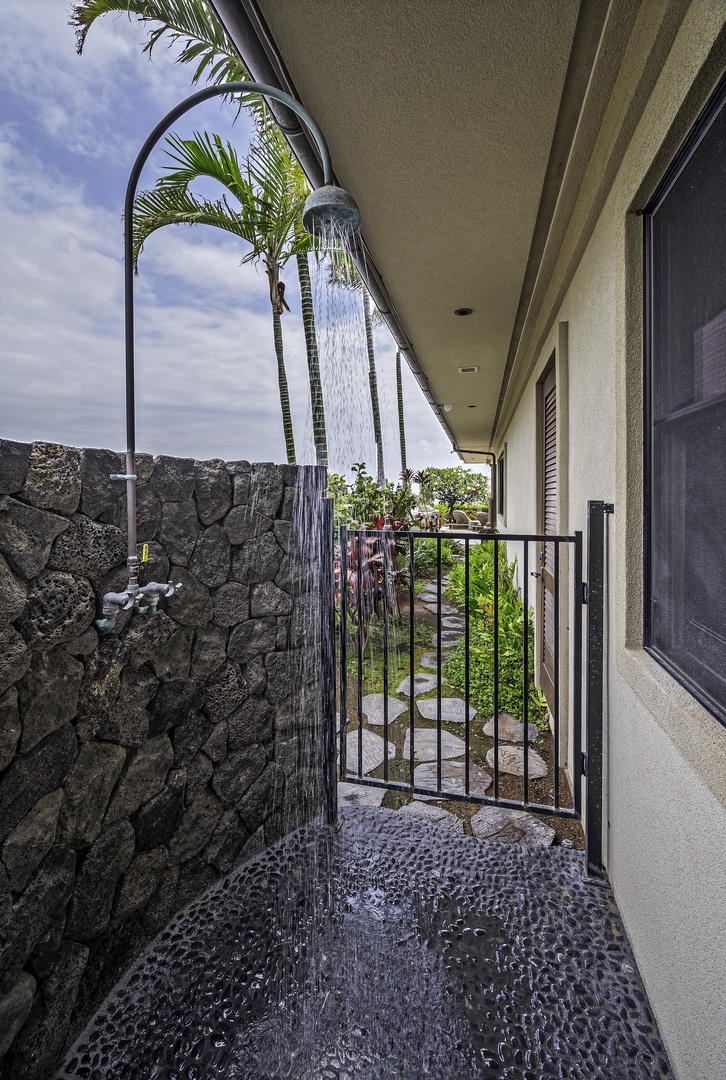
[
  {"x1": 454, "y1": 307, "x2": 473, "y2": 316},
  {"x1": 442, "y1": 403, "x2": 453, "y2": 412}
]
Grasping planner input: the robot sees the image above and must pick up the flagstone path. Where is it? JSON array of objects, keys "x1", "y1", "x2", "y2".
[{"x1": 340, "y1": 567, "x2": 559, "y2": 848}]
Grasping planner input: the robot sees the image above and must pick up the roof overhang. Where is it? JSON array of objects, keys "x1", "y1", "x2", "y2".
[{"x1": 210, "y1": 0, "x2": 620, "y2": 460}]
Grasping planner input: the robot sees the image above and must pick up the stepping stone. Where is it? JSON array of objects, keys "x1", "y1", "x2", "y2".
[
  {"x1": 337, "y1": 782, "x2": 386, "y2": 808},
  {"x1": 343, "y1": 730, "x2": 395, "y2": 776},
  {"x1": 360, "y1": 695, "x2": 407, "y2": 726},
  {"x1": 413, "y1": 760, "x2": 492, "y2": 797},
  {"x1": 397, "y1": 801, "x2": 464, "y2": 833},
  {"x1": 417, "y1": 698, "x2": 476, "y2": 724},
  {"x1": 432, "y1": 631, "x2": 463, "y2": 647},
  {"x1": 420, "y1": 652, "x2": 450, "y2": 670},
  {"x1": 482, "y1": 711, "x2": 539, "y2": 743},
  {"x1": 471, "y1": 805, "x2": 555, "y2": 847},
  {"x1": 425, "y1": 603, "x2": 459, "y2": 615},
  {"x1": 419, "y1": 591, "x2": 439, "y2": 603},
  {"x1": 485, "y1": 745, "x2": 548, "y2": 778},
  {"x1": 403, "y1": 728, "x2": 465, "y2": 762},
  {"x1": 441, "y1": 616, "x2": 464, "y2": 629},
  {"x1": 396, "y1": 673, "x2": 439, "y2": 696}
]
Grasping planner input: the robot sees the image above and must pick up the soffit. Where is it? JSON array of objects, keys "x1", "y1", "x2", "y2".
[{"x1": 243, "y1": 0, "x2": 582, "y2": 457}]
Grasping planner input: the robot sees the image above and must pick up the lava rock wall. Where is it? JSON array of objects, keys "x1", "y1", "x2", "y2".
[{"x1": 0, "y1": 440, "x2": 329, "y2": 1079}]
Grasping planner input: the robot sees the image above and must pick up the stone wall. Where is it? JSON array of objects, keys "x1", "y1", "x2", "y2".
[{"x1": 0, "y1": 440, "x2": 329, "y2": 1079}]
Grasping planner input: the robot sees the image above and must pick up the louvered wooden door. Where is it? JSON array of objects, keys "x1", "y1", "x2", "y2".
[{"x1": 541, "y1": 367, "x2": 557, "y2": 712}]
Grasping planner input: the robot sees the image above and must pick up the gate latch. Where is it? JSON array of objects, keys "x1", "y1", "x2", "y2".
[
  {"x1": 581, "y1": 752, "x2": 588, "y2": 776},
  {"x1": 582, "y1": 582, "x2": 589, "y2": 604}
]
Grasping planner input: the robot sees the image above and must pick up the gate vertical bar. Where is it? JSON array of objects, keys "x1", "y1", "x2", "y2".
[
  {"x1": 493, "y1": 536, "x2": 500, "y2": 799},
  {"x1": 408, "y1": 532, "x2": 416, "y2": 787},
  {"x1": 321, "y1": 499, "x2": 337, "y2": 823},
  {"x1": 339, "y1": 525, "x2": 348, "y2": 779},
  {"x1": 356, "y1": 531, "x2": 363, "y2": 778},
  {"x1": 572, "y1": 530, "x2": 584, "y2": 818},
  {"x1": 522, "y1": 541, "x2": 530, "y2": 805},
  {"x1": 382, "y1": 531, "x2": 390, "y2": 783},
  {"x1": 585, "y1": 500, "x2": 613, "y2": 879},
  {"x1": 464, "y1": 536, "x2": 470, "y2": 795}
]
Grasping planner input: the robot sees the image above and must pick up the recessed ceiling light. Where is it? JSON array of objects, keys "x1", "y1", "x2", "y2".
[{"x1": 454, "y1": 307, "x2": 473, "y2": 316}]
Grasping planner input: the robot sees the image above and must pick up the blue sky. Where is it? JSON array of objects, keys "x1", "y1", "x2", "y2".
[{"x1": 0, "y1": 0, "x2": 481, "y2": 480}]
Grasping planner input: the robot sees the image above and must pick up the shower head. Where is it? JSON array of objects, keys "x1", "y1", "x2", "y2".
[{"x1": 302, "y1": 185, "x2": 361, "y2": 237}]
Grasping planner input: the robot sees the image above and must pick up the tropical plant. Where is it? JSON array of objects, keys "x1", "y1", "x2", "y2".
[
  {"x1": 411, "y1": 537, "x2": 461, "y2": 578},
  {"x1": 422, "y1": 466, "x2": 489, "y2": 521},
  {"x1": 71, "y1": 0, "x2": 247, "y2": 86},
  {"x1": 444, "y1": 542, "x2": 548, "y2": 728},
  {"x1": 132, "y1": 127, "x2": 312, "y2": 462},
  {"x1": 72, "y1": 0, "x2": 330, "y2": 466}
]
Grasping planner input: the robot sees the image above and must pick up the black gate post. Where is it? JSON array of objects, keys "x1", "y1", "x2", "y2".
[
  {"x1": 584, "y1": 500, "x2": 614, "y2": 879},
  {"x1": 321, "y1": 498, "x2": 337, "y2": 825}
]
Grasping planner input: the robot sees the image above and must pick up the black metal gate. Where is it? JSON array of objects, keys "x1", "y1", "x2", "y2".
[{"x1": 330, "y1": 501, "x2": 612, "y2": 877}]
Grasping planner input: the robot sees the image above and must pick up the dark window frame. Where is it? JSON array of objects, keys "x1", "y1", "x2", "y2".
[{"x1": 643, "y1": 71, "x2": 726, "y2": 730}]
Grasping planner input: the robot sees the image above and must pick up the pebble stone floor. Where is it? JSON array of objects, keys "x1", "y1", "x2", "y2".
[{"x1": 55, "y1": 808, "x2": 672, "y2": 1080}]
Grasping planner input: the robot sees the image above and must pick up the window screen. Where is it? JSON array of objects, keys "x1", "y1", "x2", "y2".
[{"x1": 645, "y1": 75, "x2": 726, "y2": 727}]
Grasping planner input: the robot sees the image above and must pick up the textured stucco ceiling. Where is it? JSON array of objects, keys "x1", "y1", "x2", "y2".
[{"x1": 247, "y1": 0, "x2": 583, "y2": 454}]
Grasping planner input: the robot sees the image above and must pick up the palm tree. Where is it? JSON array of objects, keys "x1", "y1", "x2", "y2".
[
  {"x1": 132, "y1": 129, "x2": 313, "y2": 463},
  {"x1": 362, "y1": 290, "x2": 385, "y2": 487},
  {"x1": 72, "y1": 0, "x2": 329, "y2": 466},
  {"x1": 396, "y1": 348, "x2": 407, "y2": 472},
  {"x1": 71, "y1": 0, "x2": 246, "y2": 85}
]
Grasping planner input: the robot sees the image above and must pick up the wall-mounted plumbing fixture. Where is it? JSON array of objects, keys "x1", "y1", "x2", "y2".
[
  {"x1": 101, "y1": 80, "x2": 360, "y2": 632},
  {"x1": 96, "y1": 580, "x2": 182, "y2": 631}
]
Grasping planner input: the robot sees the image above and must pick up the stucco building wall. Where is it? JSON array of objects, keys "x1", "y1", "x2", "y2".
[
  {"x1": 0, "y1": 440, "x2": 329, "y2": 1079},
  {"x1": 493, "y1": 6, "x2": 726, "y2": 1078}
]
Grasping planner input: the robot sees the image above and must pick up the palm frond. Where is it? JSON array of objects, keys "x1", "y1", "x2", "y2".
[
  {"x1": 70, "y1": 0, "x2": 248, "y2": 85},
  {"x1": 132, "y1": 185, "x2": 260, "y2": 266},
  {"x1": 158, "y1": 131, "x2": 252, "y2": 206}
]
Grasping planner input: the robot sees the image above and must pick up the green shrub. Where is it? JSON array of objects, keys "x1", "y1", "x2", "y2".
[
  {"x1": 444, "y1": 542, "x2": 548, "y2": 728},
  {"x1": 411, "y1": 537, "x2": 461, "y2": 579}
]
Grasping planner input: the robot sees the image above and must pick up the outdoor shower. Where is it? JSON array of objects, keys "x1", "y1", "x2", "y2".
[{"x1": 98, "y1": 81, "x2": 361, "y2": 630}]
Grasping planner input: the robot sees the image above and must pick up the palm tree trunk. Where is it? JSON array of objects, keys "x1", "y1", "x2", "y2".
[
  {"x1": 272, "y1": 310, "x2": 296, "y2": 465},
  {"x1": 396, "y1": 348, "x2": 407, "y2": 473},
  {"x1": 363, "y1": 290, "x2": 385, "y2": 486},
  {"x1": 296, "y1": 250, "x2": 328, "y2": 467}
]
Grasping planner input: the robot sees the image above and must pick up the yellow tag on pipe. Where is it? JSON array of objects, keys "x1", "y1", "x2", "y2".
[{"x1": 141, "y1": 544, "x2": 149, "y2": 563}]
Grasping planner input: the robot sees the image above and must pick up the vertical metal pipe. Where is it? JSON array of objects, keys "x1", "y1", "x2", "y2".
[
  {"x1": 572, "y1": 530, "x2": 584, "y2": 819},
  {"x1": 464, "y1": 535, "x2": 470, "y2": 796},
  {"x1": 339, "y1": 526, "x2": 348, "y2": 779},
  {"x1": 382, "y1": 529, "x2": 390, "y2": 783},
  {"x1": 585, "y1": 501, "x2": 612, "y2": 879},
  {"x1": 321, "y1": 499, "x2": 337, "y2": 824},
  {"x1": 356, "y1": 531, "x2": 364, "y2": 779},
  {"x1": 523, "y1": 541, "x2": 530, "y2": 805},
  {"x1": 553, "y1": 540, "x2": 561, "y2": 808},
  {"x1": 408, "y1": 531, "x2": 416, "y2": 788},
  {"x1": 436, "y1": 533, "x2": 442, "y2": 793},
  {"x1": 493, "y1": 536, "x2": 500, "y2": 800}
]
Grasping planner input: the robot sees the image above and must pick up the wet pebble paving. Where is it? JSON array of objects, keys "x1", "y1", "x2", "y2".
[{"x1": 55, "y1": 808, "x2": 672, "y2": 1080}]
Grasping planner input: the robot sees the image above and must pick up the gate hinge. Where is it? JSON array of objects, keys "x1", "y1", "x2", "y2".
[
  {"x1": 581, "y1": 752, "x2": 588, "y2": 776},
  {"x1": 582, "y1": 582, "x2": 589, "y2": 604}
]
